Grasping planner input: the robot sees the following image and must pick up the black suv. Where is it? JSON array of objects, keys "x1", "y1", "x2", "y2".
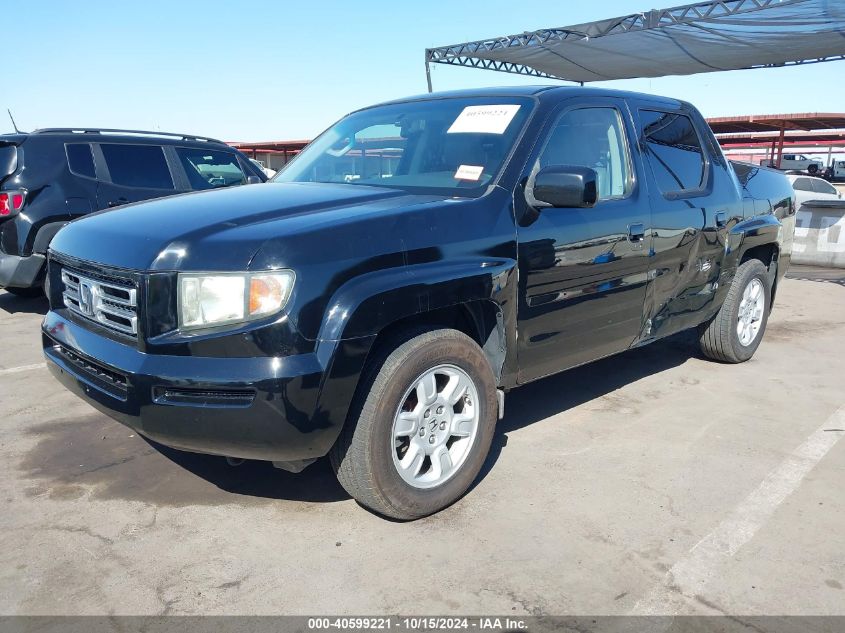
[{"x1": 0, "y1": 128, "x2": 266, "y2": 295}]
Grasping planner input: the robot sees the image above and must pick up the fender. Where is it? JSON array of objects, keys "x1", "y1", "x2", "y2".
[
  {"x1": 32, "y1": 221, "x2": 71, "y2": 254},
  {"x1": 317, "y1": 258, "x2": 515, "y2": 342},
  {"x1": 723, "y1": 213, "x2": 782, "y2": 276},
  {"x1": 305, "y1": 258, "x2": 517, "y2": 452}
]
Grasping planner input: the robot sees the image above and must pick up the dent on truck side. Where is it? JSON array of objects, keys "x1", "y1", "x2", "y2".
[{"x1": 726, "y1": 161, "x2": 795, "y2": 302}]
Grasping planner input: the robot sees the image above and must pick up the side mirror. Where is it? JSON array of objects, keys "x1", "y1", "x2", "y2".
[
  {"x1": 246, "y1": 175, "x2": 263, "y2": 185},
  {"x1": 532, "y1": 165, "x2": 598, "y2": 208}
]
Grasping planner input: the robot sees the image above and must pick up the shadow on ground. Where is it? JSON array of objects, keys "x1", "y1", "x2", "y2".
[
  {"x1": 475, "y1": 329, "x2": 699, "y2": 485},
  {"x1": 21, "y1": 414, "x2": 349, "y2": 507},
  {"x1": 0, "y1": 290, "x2": 49, "y2": 316},
  {"x1": 786, "y1": 266, "x2": 845, "y2": 287},
  {"x1": 20, "y1": 331, "x2": 700, "y2": 508}
]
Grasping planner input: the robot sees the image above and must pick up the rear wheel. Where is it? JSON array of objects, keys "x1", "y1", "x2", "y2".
[
  {"x1": 331, "y1": 328, "x2": 497, "y2": 520},
  {"x1": 699, "y1": 259, "x2": 771, "y2": 363}
]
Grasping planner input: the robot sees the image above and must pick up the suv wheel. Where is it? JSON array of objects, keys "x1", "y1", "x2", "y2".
[
  {"x1": 331, "y1": 328, "x2": 497, "y2": 520},
  {"x1": 699, "y1": 259, "x2": 771, "y2": 363}
]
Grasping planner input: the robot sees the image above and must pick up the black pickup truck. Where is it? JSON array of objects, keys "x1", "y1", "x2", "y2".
[{"x1": 41, "y1": 86, "x2": 794, "y2": 519}]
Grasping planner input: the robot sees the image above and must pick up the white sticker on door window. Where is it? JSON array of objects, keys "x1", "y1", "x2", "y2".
[
  {"x1": 447, "y1": 105, "x2": 521, "y2": 135},
  {"x1": 454, "y1": 165, "x2": 484, "y2": 181}
]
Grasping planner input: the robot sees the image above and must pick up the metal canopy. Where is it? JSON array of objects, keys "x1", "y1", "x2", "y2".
[
  {"x1": 707, "y1": 113, "x2": 845, "y2": 134},
  {"x1": 425, "y1": 0, "x2": 845, "y2": 88}
]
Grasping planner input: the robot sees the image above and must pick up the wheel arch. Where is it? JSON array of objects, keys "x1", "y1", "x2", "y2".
[{"x1": 309, "y1": 260, "x2": 516, "y2": 456}]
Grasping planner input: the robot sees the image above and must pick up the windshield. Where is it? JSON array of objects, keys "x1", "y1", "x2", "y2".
[{"x1": 274, "y1": 97, "x2": 533, "y2": 196}]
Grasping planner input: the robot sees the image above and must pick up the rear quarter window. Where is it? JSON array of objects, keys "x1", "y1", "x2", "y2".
[
  {"x1": 811, "y1": 178, "x2": 837, "y2": 195},
  {"x1": 175, "y1": 147, "x2": 246, "y2": 190},
  {"x1": 0, "y1": 144, "x2": 17, "y2": 179},
  {"x1": 100, "y1": 143, "x2": 174, "y2": 189},
  {"x1": 65, "y1": 143, "x2": 96, "y2": 179}
]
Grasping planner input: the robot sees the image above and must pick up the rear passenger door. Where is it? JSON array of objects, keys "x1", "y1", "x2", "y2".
[
  {"x1": 516, "y1": 98, "x2": 652, "y2": 382},
  {"x1": 636, "y1": 105, "x2": 738, "y2": 338},
  {"x1": 93, "y1": 143, "x2": 178, "y2": 210}
]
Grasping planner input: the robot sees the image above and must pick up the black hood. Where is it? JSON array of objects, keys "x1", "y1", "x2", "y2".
[{"x1": 50, "y1": 182, "x2": 447, "y2": 271}]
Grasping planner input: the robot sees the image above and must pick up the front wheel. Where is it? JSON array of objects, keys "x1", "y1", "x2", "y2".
[
  {"x1": 331, "y1": 328, "x2": 497, "y2": 520},
  {"x1": 699, "y1": 259, "x2": 771, "y2": 363}
]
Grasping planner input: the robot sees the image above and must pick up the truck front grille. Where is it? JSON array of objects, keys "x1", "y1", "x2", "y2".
[{"x1": 61, "y1": 267, "x2": 138, "y2": 337}]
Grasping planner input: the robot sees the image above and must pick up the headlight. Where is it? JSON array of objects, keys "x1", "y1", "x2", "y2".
[{"x1": 178, "y1": 271, "x2": 295, "y2": 330}]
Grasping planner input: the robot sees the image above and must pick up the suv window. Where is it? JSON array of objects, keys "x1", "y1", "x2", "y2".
[
  {"x1": 100, "y1": 144, "x2": 174, "y2": 189},
  {"x1": 175, "y1": 148, "x2": 246, "y2": 190},
  {"x1": 791, "y1": 177, "x2": 814, "y2": 192},
  {"x1": 66, "y1": 143, "x2": 96, "y2": 179},
  {"x1": 538, "y1": 107, "x2": 630, "y2": 200},
  {"x1": 0, "y1": 144, "x2": 16, "y2": 179},
  {"x1": 811, "y1": 178, "x2": 837, "y2": 195},
  {"x1": 641, "y1": 110, "x2": 705, "y2": 194}
]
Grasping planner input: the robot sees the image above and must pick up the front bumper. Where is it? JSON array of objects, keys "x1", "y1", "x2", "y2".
[
  {"x1": 0, "y1": 251, "x2": 45, "y2": 288},
  {"x1": 42, "y1": 310, "x2": 334, "y2": 462}
]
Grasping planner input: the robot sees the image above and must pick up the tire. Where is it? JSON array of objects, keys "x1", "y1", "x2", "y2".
[
  {"x1": 330, "y1": 328, "x2": 497, "y2": 520},
  {"x1": 699, "y1": 259, "x2": 771, "y2": 363},
  {"x1": 2, "y1": 286, "x2": 43, "y2": 298},
  {"x1": 808, "y1": 164, "x2": 819, "y2": 175}
]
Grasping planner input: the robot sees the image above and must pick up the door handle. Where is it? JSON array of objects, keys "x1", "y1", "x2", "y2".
[
  {"x1": 108, "y1": 198, "x2": 129, "y2": 208},
  {"x1": 628, "y1": 222, "x2": 645, "y2": 242},
  {"x1": 715, "y1": 211, "x2": 727, "y2": 227}
]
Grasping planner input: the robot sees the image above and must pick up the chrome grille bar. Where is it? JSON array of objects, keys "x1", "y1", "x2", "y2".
[{"x1": 61, "y1": 268, "x2": 138, "y2": 336}]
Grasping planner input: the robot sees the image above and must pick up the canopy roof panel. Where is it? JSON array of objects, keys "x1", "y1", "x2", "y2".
[
  {"x1": 707, "y1": 112, "x2": 845, "y2": 133},
  {"x1": 426, "y1": 0, "x2": 845, "y2": 84}
]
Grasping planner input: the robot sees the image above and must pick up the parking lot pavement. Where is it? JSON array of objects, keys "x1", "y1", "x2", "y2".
[{"x1": 0, "y1": 270, "x2": 843, "y2": 617}]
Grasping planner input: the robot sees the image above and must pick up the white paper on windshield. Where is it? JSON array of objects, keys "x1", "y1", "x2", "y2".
[
  {"x1": 454, "y1": 165, "x2": 484, "y2": 181},
  {"x1": 447, "y1": 105, "x2": 521, "y2": 135}
]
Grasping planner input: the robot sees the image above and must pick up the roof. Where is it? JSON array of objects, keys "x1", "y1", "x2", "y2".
[
  {"x1": 368, "y1": 85, "x2": 686, "y2": 111},
  {"x1": 717, "y1": 133, "x2": 845, "y2": 148},
  {"x1": 31, "y1": 128, "x2": 226, "y2": 144},
  {"x1": 425, "y1": 0, "x2": 845, "y2": 84},
  {"x1": 707, "y1": 113, "x2": 845, "y2": 134}
]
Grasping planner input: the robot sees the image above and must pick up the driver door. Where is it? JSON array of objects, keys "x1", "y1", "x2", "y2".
[{"x1": 516, "y1": 98, "x2": 652, "y2": 383}]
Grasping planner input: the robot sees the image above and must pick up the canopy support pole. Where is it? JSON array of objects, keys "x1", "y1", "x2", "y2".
[
  {"x1": 425, "y1": 57, "x2": 433, "y2": 93},
  {"x1": 775, "y1": 125, "x2": 785, "y2": 169}
]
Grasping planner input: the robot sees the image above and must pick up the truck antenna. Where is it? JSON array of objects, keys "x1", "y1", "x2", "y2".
[{"x1": 7, "y1": 109, "x2": 21, "y2": 134}]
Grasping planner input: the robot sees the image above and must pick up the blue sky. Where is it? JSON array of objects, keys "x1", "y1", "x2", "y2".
[{"x1": 6, "y1": 0, "x2": 844, "y2": 142}]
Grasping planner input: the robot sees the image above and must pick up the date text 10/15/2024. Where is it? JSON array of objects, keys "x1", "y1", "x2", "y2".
[{"x1": 307, "y1": 617, "x2": 528, "y2": 631}]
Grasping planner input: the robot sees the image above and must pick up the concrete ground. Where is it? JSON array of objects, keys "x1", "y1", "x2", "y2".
[{"x1": 0, "y1": 265, "x2": 843, "y2": 616}]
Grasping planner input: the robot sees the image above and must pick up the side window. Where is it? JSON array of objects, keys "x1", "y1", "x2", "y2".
[
  {"x1": 641, "y1": 110, "x2": 706, "y2": 195},
  {"x1": 538, "y1": 107, "x2": 630, "y2": 200},
  {"x1": 100, "y1": 144, "x2": 174, "y2": 189},
  {"x1": 791, "y1": 177, "x2": 813, "y2": 192},
  {"x1": 65, "y1": 143, "x2": 96, "y2": 179},
  {"x1": 175, "y1": 147, "x2": 247, "y2": 190},
  {"x1": 811, "y1": 179, "x2": 837, "y2": 195}
]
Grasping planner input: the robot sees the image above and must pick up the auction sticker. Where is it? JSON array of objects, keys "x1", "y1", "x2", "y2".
[
  {"x1": 447, "y1": 104, "x2": 521, "y2": 134},
  {"x1": 454, "y1": 164, "x2": 484, "y2": 181}
]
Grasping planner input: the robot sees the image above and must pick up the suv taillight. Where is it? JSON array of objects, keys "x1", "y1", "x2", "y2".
[{"x1": 0, "y1": 190, "x2": 25, "y2": 217}]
